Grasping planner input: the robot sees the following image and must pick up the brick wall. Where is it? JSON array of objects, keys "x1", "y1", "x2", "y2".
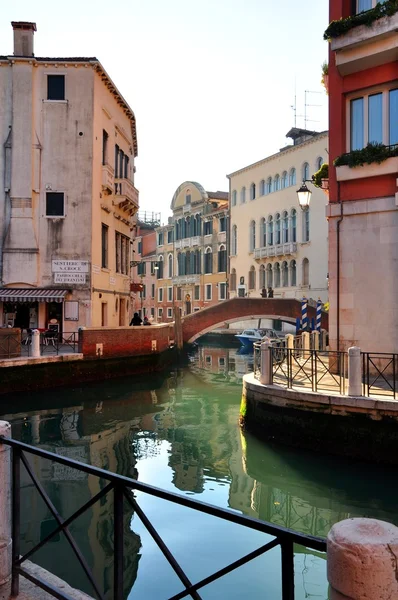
[{"x1": 79, "y1": 323, "x2": 175, "y2": 358}]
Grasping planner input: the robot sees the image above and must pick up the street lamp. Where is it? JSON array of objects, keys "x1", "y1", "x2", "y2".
[{"x1": 296, "y1": 181, "x2": 312, "y2": 211}]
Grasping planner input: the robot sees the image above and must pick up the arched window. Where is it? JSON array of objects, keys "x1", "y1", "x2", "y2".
[
  {"x1": 205, "y1": 247, "x2": 213, "y2": 274},
  {"x1": 266, "y1": 177, "x2": 272, "y2": 194},
  {"x1": 194, "y1": 249, "x2": 201, "y2": 274},
  {"x1": 230, "y1": 268, "x2": 237, "y2": 292},
  {"x1": 218, "y1": 244, "x2": 227, "y2": 272},
  {"x1": 168, "y1": 254, "x2": 173, "y2": 278},
  {"x1": 250, "y1": 183, "x2": 256, "y2": 201},
  {"x1": 289, "y1": 168, "x2": 296, "y2": 186},
  {"x1": 273, "y1": 174, "x2": 280, "y2": 192},
  {"x1": 290, "y1": 259, "x2": 297, "y2": 286},
  {"x1": 274, "y1": 262, "x2": 281, "y2": 288},
  {"x1": 282, "y1": 261, "x2": 288, "y2": 287},
  {"x1": 259, "y1": 264, "x2": 266, "y2": 289},
  {"x1": 303, "y1": 209, "x2": 310, "y2": 242},
  {"x1": 185, "y1": 190, "x2": 191, "y2": 205},
  {"x1": 302, "y1": 162, "x2": 310, "y2": 182},
  {"x1": 157, "y1": 255, "x2": 164, "y2": 279},
  {"x1": 185, "y1": 251, "x2": 191, "y2": 275},
  {"x1": 260, "y1": 180, "x2": 265, "y2": 196},
  {"x1": 266, "y1": 264, "x2": 273, "y2": 288},
  {"x1": 281, "y1": 171, "x2": 288, "y2": 189},
  {"x1": 175, "y1": 221, "x2": 180, "y2": 240},
  {"x1": 232, "y1": 190, "x2": 237, "y2": 206},
  {"x1": 260, "y1": 217, "x2": 266, "y2": 247},
  {"x1": 177, "y1": 252, "x2": 183, "y2": 275},
  {"x1": 316, "y1": 156, "x2": 324, "y2": 171},
  {"x1": 196, "y1": 213, "x2": 201, "y2": 236},
  {"x1": 232, "y1": 225, "x2": 237, "y2": 255},
  {"x1": 302, "y1": 258, "x2": 309, "y2": 286},
  {"x1": 290, "y1": 209, "x2": 297, "y2": 243},
  {"x1": 240, "y1": 187, "x2": 246, "y2": 204},
  {"x1": 275, "y1": 213, "x2": 281, "y2": 245},
  {"x1": 249, "y1": 266, "x2": 256, "y2": 290},
  {"x1": 249, "y1": 220, "x2": 256, "y2": 252},
  {"x1": 282, "y1": 211, "x2": 289, "y2": 243},
  {"x1": 267, "y1": 216, "x2": 273, "y2": 246}
]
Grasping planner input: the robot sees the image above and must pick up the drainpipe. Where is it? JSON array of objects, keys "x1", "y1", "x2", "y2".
[{"x1": 336, "y1": 181, "x2": 343, "y2": 353}]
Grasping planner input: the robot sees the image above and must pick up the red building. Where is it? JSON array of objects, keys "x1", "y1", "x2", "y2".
[
  {"x1": 327, "y1": 0, "x2": 398, "y2": 352},
  {"x1": 130, "y1": 213, "x2": 159, "y2": 321}
]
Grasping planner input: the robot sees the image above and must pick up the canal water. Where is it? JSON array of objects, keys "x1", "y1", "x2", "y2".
[{"x1": 2, "y1": 342, "x2": 398, "y2": 599}]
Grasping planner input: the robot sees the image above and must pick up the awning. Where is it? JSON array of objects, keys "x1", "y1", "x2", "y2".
[{"x1": 0, "y1": 288, "x2": 68, "y2": 303}]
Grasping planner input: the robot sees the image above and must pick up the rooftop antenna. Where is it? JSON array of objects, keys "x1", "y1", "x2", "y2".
[{"x1": 304, "y1": 90, "x2": 322, "y2": 130}]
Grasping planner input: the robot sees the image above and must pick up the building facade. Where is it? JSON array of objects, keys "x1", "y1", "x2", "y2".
[
  {"x1": 228, "y1": 129, "x2": 329, "y2": 304},
  {"x1": 155, "y1": 182, "x2": 229, "y2": 321},
  {"x1": 0, "y1": 22, "x2": 138, "y2": 333},
  {"x1": 130, "y1": 213, "x2": 159, "y2": 321},
  {"x1": 327, "y1": 0, "x2": 398, "y2": 352}
]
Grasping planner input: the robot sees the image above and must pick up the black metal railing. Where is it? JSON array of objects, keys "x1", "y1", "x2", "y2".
[
  {"x1": 0, "y1": 334, "x2": 23, "y2": 359},
  {"x1": 39, "y1": 332, "x2": 79, "y2": 356},
  {"x1": 0, "y1": 437, "x2": 326, "y2": 600},
  {"x1": 362, "y1": 352, "x2": 398, "y2": 399}
]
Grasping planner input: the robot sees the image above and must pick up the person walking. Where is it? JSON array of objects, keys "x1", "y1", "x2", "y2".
[{"x1": 129, "y1": 312, "x2": 142, "y2": 326}]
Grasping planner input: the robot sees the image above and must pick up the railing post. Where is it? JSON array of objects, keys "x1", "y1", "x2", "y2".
[
  {"x1": 327, "y1": 518, "x2": 398, "y2": 599},
  {"x1": 285, "y1": 334, "x2": 294, "y2": 351},
  {"x1": 312, "y1": 331, "x2": 320, "y2": 351},
  {"x1": 302, "y1": 331, "x2": 310, "y2": 358},
  {"x1": 31, "y1": 329, "x2": 41, "y2": 358},
  {"x1": 348, "y1": 346, "x2": 362, "y2": 396},
  {"x1": 260, "y1": 339, "x2": 272, "y2": 385},
  {"x1": 281, "y1": 539, "x2": 294, "y2": 600},
  {"x1": 0, "y1": 421, "x2": 11, "y2": 586}
]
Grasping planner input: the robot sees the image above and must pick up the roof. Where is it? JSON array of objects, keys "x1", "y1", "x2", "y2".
[
  {"x1": 0, "y1": 288, "x2": 68, "y2": 303},
  {"x1": 206, "y1": 191, "x2": 229, "y2": 200}
]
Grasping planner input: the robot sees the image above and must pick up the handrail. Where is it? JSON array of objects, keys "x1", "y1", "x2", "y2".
[{"x1": 0, "y1": 436, "x2": 326, "y2": 600}]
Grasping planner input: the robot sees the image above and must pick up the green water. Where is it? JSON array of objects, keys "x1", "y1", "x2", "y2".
[{"x1": 2, "y1": 343, "x2": 398, "y2": 599}]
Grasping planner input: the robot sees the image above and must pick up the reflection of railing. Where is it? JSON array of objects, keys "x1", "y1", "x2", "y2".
[
  {"x1": 2, "y1": 437, "x2": 326, "y2": 600},
  {"x1": 362, "y1": 352, "x2": 398, "y2": 399}
]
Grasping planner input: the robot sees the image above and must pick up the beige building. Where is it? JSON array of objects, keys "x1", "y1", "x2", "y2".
[
  {"x1": 0, "y1": 22, "x2": 138, "y2": 333},
  {"x1": 228, "y1": 128, "x2": 329, "y2": 305},
  {"x1": 155, "y1": 182, "x2": 229, "y2": 320}
]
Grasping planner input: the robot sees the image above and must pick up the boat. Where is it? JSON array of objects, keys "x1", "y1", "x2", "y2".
[{"x1": 235, "y1": 328, "x2": 279, "y2": 349}]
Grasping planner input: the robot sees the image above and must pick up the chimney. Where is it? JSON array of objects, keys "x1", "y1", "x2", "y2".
[{"x1": 11, "y1": 21, "x2": 37, "y2": 57}]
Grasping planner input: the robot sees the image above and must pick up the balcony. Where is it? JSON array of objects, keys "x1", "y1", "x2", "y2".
[
  {"x1": 172, "y1": 275, "x2": 200, "y2": 285},
  {"x1": 175, "y1": 236, "x2": 202, "y2": 249},
  {"x1": 254, "y1": 243, "x2": 297, "y2": 260},
  {"x1": 114, "y1": 178, "x2": 139, "y2": 216},
  {"x1": 183, "y1": 204, "x2": 191, "y2": 214},
  {"x1": 336, "y1": 157, "x2": 398, "y2": 181},
  {"x1": 218, "y1": 231, "x2": 227, "y2": 243},
  {"x1": 102, "y1": 163, "x2": 114, "y2": 194},
  {"x1": 331, "y1": 11, "x2": 398, "y2": 76}
]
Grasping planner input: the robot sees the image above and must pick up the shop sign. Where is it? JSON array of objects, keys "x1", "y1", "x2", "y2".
[{"x1": 54, "y1": 273, "x2": 86, "y2": 284}]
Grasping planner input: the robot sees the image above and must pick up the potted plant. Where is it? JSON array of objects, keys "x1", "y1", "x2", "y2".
[
  {"x1": 321, "y1": 61, "x2": 329, "y2": 95},
  {"x1": 312, "y1": 163, "x2": 329, "y2": 195}
]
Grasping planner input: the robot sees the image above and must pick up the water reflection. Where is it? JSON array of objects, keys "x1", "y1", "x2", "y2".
[{"x1": 1, "y1": 344, "x2": 398, "y2": 599}]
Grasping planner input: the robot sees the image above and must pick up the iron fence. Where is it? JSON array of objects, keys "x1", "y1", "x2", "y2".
[
  {"x1": 362, "y1": 352, "x2": 398, "y2": 399},
  {"x1": 0, "y1": 437, "x2": 326, "y2": 600},
  {"x1": 39, "y1": 332, "x2": 79, "y2": 356},
  {"x1": 0, "y1": 334, "x2": 22, "y2": 359}
]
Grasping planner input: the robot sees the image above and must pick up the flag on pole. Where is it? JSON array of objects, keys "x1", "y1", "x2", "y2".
[
  {"x1": 316, "y1": 299, "x2": 322, "y2": 332},
  {"x1": 301, "y1": 297, "x2": 308, "y2": 331}
]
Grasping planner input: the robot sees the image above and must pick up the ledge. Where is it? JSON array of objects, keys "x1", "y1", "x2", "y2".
[{"x1": 336, "y1": 157, "x2": 398, "y2": 181}]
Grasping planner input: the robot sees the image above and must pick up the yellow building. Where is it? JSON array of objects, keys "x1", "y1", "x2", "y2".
[{"x1": 0, "y1": 22, "x2": 138, "y2": 333}]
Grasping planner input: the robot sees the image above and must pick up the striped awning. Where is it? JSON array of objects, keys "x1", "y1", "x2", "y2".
[{"x1": 0, "y1": 288, "x2": 68, "y2": 303}]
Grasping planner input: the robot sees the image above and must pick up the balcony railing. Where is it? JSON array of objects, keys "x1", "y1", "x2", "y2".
[
  {"x1": 254, "y1": 243, "x2": 297, "y2": 260},
  {"x1": 114, "y1": 178, "x2": 139, "y2": 214},
  {"x1": 175, "y1": 237, "x2": 202, "y2": 249},
  {"x1": 218, "y1": 231, "x2": 227, "y2": 243},
  {"x1": 102, "y1": 163, "x2": 114, "y2": 194},
  {"x1": 172, "y1": 275, "x2": 200, "y2": 285}
]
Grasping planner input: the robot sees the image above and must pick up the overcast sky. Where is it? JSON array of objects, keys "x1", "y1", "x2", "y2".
[{"x1": 1, "y1": 0, "x2": 329, "y2": 222}]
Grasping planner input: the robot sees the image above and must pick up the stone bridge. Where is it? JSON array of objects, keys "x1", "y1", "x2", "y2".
[{"x1": 181, "y1": 298, "x2": 328, "y2": 344}]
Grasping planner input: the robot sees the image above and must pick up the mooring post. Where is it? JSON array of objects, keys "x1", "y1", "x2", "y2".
[
  {"x1": 0, "y1": 421, "x2": 11, "y2": 586},
  {"x1": 260, "y1": 339, "x2": 272, "y2": 385},
  {"x1": 348, "y1": 346, "x2": 362, "y2": 397},
  {"x1": 328, "y1": 518, "x2": 398, "y2": 599},
  {"x1": 173, "y1": 307, "x2": 183, "y2": 350},
  {"x1": 31, "y1": 329, "x2": 41, "y2": 358}
]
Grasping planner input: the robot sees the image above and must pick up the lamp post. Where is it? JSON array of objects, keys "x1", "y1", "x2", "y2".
[{"x1": 296, "y1": 181, "x2": 312, "y2": 211}]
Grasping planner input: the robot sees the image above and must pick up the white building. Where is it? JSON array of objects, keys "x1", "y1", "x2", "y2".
[{"x1": 228, "y1": 128, "x2": 329, "y2": 308}]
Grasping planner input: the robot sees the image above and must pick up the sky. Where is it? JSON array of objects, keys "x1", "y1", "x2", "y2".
[{"x1": 1, "y1": 0, "x2": 329, "y2": 223}]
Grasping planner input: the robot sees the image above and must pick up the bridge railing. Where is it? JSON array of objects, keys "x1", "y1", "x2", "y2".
[{"x1": 0, "y1": 435, "x2": 326, "y2": 600}]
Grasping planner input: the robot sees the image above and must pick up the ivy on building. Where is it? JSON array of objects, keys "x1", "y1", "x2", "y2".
[
  {"x1": 334, "y1": 143, "x2": 398, "y2": 168},
  {"x1": 312, "y1": 163, "x2": 329, "y2": 187},
  {"x1": 324, "y1": 0, "x2": 398, "y2": 41}
]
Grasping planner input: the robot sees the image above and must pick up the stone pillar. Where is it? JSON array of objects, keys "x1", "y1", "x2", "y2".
[
  {"x1": 328, "y1": 518, "x2": 398, "y2": 599},
  {"x1": 285, "y1": 334, "x2": 294, "y2": 350},
  {"x1": 0, "y1": 421, "x2": 11, "y2": 585},
  {"x1": 302, "y1": 331, "x2": 310, "y2": 357},
  {"x1": 348, "y1": 346, "x2": 362, "y2": 397},
  {"x1": 260, "y1": 339, "x2": 272, "y2": 385},
  {"x1": 312, "y1": 330, "x2": 320, "y2": 351},
  {"x1": 31, "y1": 329, "x2": 40, "y2": 358}
]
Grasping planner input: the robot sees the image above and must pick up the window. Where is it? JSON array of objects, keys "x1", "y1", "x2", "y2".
[
  {"x1": 158, "y1": 308, "x2": 163, "y2": 319},
  {"x1": 137, "y1": 240, "x2": 142, "y2": 255},
  {"x1": 249, "y1": 266, "x2": 256, "y2": 290},
  {"x1": 177, "y1": 287, "x2": 182, "y2": 301},
  {"x1": 115, "y1": 144, "x2": 119, "y2": 175},
  {"x1": 316, "y1": 156, "x2": 324, "y2": 171},
  {"x1": 282, "y1": 211, "x2": 289, "y2": 243},
  {"x1": 102, "y1": 130, "x2": 108, "y2": 165},
  {"x1": 260, "y1": 218, "x2": 266, "y2": 247},
  {"x1": 273, "y1": 175, "x2": 280, "y2": 192},
  {"x1": 303, "y1": 209, "x2": 310, "y2": 242},
  {"x1": 290, "y1": 209, "x2": 297, "y2": 243},
  {"x1": 281, "y1": 171, "x2": 288, "y2": 189},
  {"x1": 289, "y1": 168, "x2": 296, "y2": 186},
  {"x1": 205, "y1": 284, "x2": 212, "y2": 301},
  {"x1": 168, "y1": 254, "x2": 173, "y2": 278},
  {"x1": 290, "y1": 260, "x2": 297, "y2": 286},
  {"x1": 275, "y1": 213, "x2": 281, "y2": 245},
  {"x1": 151, "y1": 307, "x2": 155, "y2": 318},
  {"x1": 231, "y1": 225, "x2": 238, "y2": 256},
  {"x1": 266, "y1": 264, "x2": 273, "y2": 288},
  {"x1": 266, "y1": 177, "x2": 272, "y2": 194},
  {"x1": 47, "y1": 75, "x2": 65, "y2": 100},
  {"x1": 124, "y1": 155, "x2": 129, "y2": 179},
  {"x1": 282, "y1": 261, "x2": 288, "y2": 287},
  {"x1": 274, "y1": 262, "x2": 281, "y2": 288},
  {"x1": 230, "y1": 269, "x2": 237, "y2": 292},
  {"x1": 302, "y1": 258, "x2": 309, "y2": 286},
  {"x1": 204, "y1": 220, "x2": 213, "y2": 235},
  {"x1": 167, "y1": 287, "x2": 173, "y2": 302},
  {"x1": 357, "y1": 0, "x2": 386, "y2": 13},
  {"x1": 250, "y1": 183, "x2": 256, "y2": 200},
  {"x1": 259, "y1": 264, "x2": 265, "y2": 289},
  {"x1": 218, "y1": 244, "x2": 227, "y2": 272},
  {"x1": 240, "y1": 187, "x2": 246, "y2": 204},
  {"x1": 260, "y1": 180, "x2": 265, "y2": 196},
  {"x1": 194, "y1": 285, "x2": 200, "y2": 300},
  {"x1": 390, "y1": 90, "x2": 398, "y2": 145},
  {"x1": 115, "y1": 232, "x2": 129, "y2": 274},
  {"x1": 219, "y1": 215, "x2": 227, "y2": 232},
  {"x1": 302, "y1": 163, "x2": 310, "y2": 182},
  {"x1": 156, "y1": 257, "x2": 164, "y2": 279},
  {"x1": 141, "y1": 285, "x2": 146, "y2": 300},
  {"x1": 369, "y1": 93, "x2": 384, "y2": 144},
  {"x1": 205, "y1": 248, "x2": 213, "y2": 274},
  {"x1": 101, "y1": 224, "x2": 108, "y2": 269},
  {"x1": 158, "y1": 232, "x2": 164, "y2": 246},
  {"x1": 151, "y1": 284, "x2": 155, "y2": 298},
  {"x1": 158, "y1": 287, "x2": 163, "y2": 302},
  {"x1": 232, "y1": 190, "x2": 237, "y2": 206},
  {"x1": 219, "y1": 282, "x2": 227, "y2": 300},
  {"x1": 267, "y1": 216, "x2": 273, "y2": 246},
  {"x1": 167, "y1": 230, "x2": 173, "y2": 243},
  {"x1": 249, "y1": 221, "x2": 256, "y2": 252},
  {"x1": 349, "y1": 89, "x2": 398, "y2": 150},
  {"x1": 137, "y1": 261, "x2": 146, "y2": 275},
  {"x1": 185, "y1": 192, "x2": 191, "y2": 205},
  {"x1": 101, "y1": 303, "x2": 107, "y2": 327},
  {"x1": 46, "y1": 192, "x2": 64, "y2": 217}
]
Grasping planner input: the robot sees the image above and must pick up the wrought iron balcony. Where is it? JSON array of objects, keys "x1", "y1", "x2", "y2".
[
  {"x1": 102, "y1": 163, "x2": 114, "y2": 194},
  {"x1": 254, "y1": 243, "x2": 297, "y2": 260},
  {"x1": 114, "y1": 178, "x2": 139, "y2": 215}
]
